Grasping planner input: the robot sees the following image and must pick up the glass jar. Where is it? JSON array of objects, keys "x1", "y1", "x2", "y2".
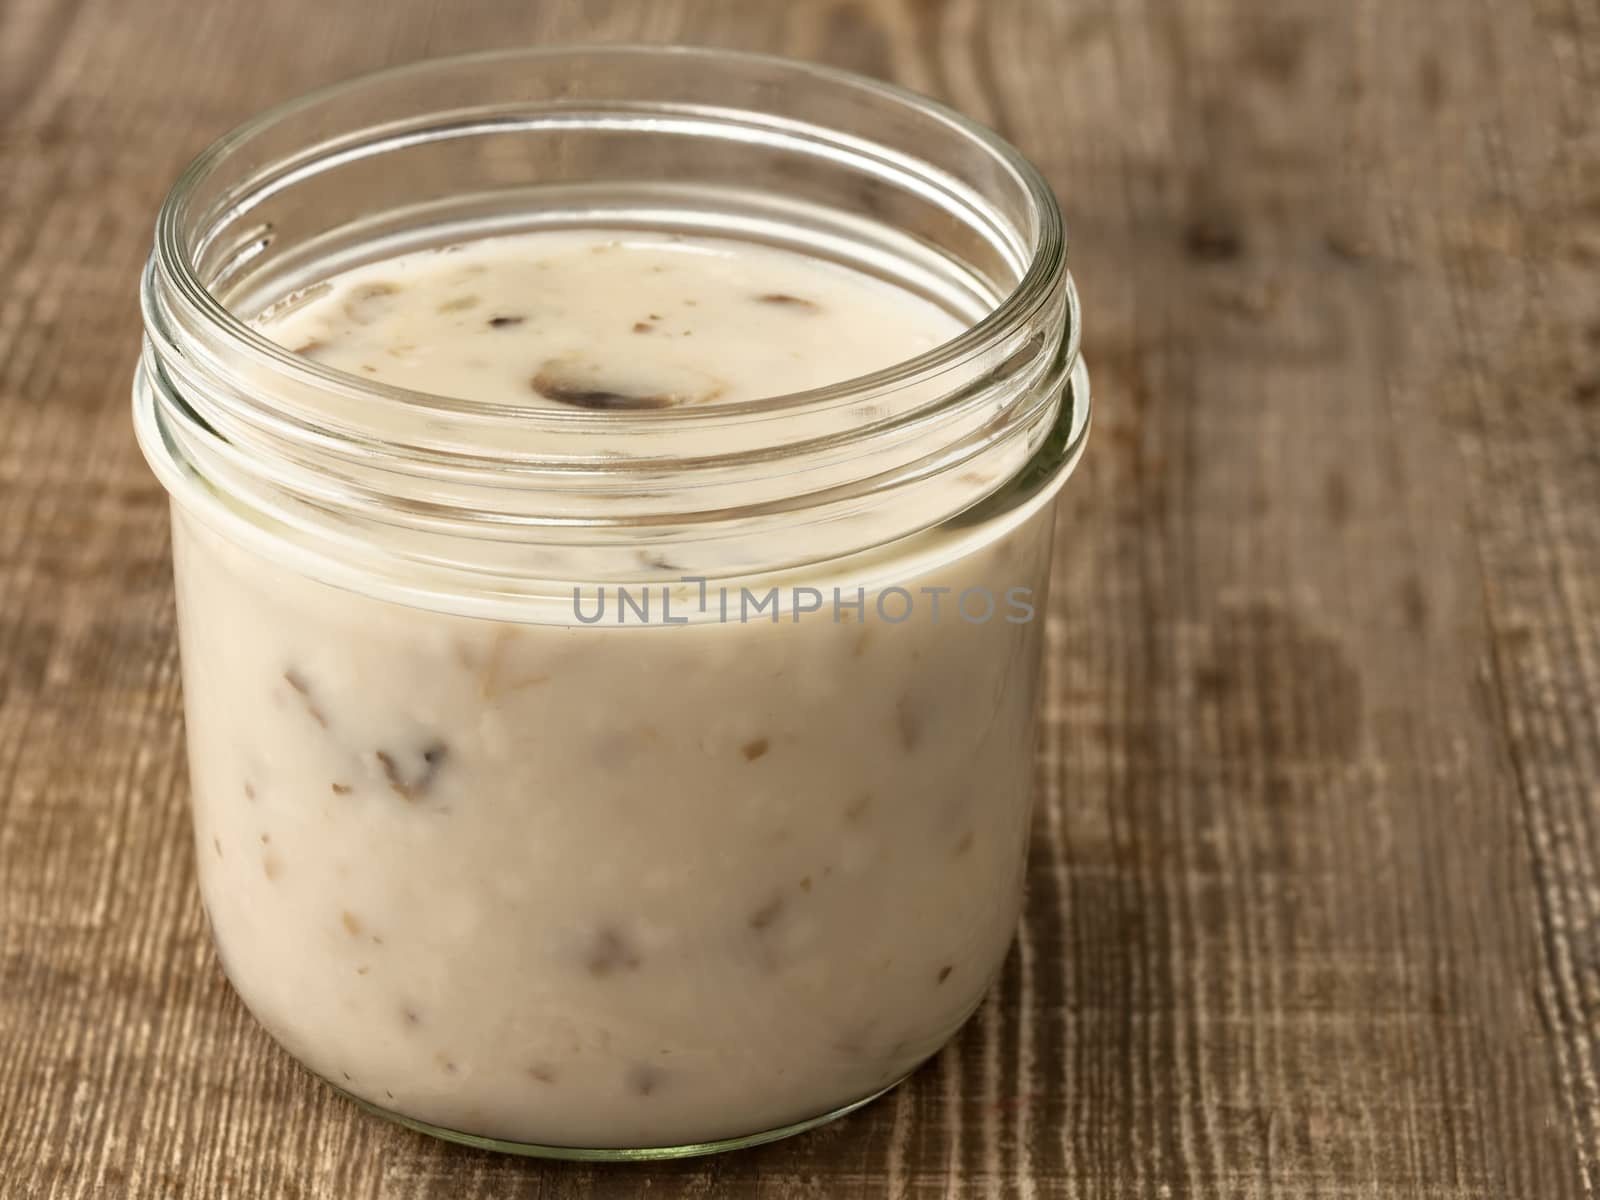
[{"x1": 133, "y1": 46, "x2": 1088, "y2": 1159}]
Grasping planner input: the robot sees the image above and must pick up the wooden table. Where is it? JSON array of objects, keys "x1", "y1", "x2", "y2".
[{"x1": 3, "y1": 0, "x2": 1596, "y2": 1195}]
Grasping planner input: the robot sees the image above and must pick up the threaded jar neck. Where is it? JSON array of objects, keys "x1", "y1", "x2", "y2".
[{"x1": 135, "y1": 46, "x2": 1087, "y2": 600}]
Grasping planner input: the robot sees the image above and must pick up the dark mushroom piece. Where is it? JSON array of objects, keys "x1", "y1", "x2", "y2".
[
  {"x1": 755, "y1": 293, "x2": 821, "y2": 311},
  {"x1": 531, "y1": 357, "x2": 721, "y2": 411},
  {"x1": 375, "y1": 741, "x2": 449, "y2": 802}
]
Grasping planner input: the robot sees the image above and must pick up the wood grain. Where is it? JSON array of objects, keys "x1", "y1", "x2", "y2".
[{"x1": 1, "y1": 0, "x2": 1596, "y2": 1195}]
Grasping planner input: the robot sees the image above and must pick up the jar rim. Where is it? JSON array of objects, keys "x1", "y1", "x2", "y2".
[
  {"x1": 152, "y1": 43, "x2": 1067, "y2": 424},
  {"x1": 136, "y1": 43, "x2": 1087, "y2": 594}
]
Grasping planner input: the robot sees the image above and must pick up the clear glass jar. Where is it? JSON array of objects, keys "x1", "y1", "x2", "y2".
[{"x1": 133, "y1": 46, "x2": 1088, "y2": 1159}]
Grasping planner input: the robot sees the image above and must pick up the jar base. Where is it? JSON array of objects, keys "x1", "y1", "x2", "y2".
[{"x1": 328, "y1": 1075, "x2": 911, "y2": 1161}]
